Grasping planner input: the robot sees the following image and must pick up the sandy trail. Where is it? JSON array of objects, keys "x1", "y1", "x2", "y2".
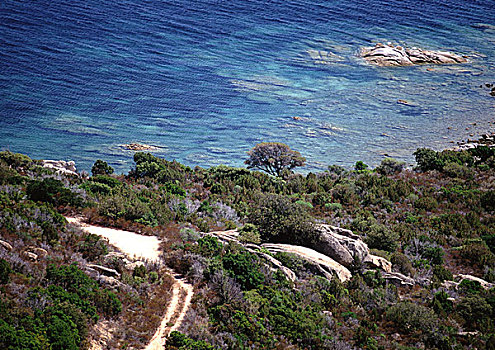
[{"x1": 67, "y1": 217, "x2": 193, "y2": 350}]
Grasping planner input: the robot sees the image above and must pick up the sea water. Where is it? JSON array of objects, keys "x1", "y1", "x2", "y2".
[{"x1": 1, "y1": 0, "x2": 495, "y2": 173}]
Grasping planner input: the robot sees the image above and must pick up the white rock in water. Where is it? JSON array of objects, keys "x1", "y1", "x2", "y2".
[{"x1": 361, "y1": 43, "x2": 467, "y2": 67}]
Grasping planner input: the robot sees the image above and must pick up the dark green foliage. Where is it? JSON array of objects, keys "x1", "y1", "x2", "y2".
[
  {"x1": 248, "y1": 194, "x2": 317, "y2": 245},
  {"x1": 238, "y1": 224, "x2": 261, "y2": 244},
  {"x1": 166, "y1": 331, "x2": 216, "y2": 350},
  {"x1": 414, "y1": 148, "x2": 444, "y2": 171},
  {"x1": 245, "y1": 142, "x2": 306, "y2": 177},
  {"x1": 387, "y1": 301, "x2": 438, "y2": 333},
  {"x1": 422, "y1": 246, "x2": 444, "y2": 265},
  {"x1": 133, "y1": 152, "x2": 188, "y2": 183},
  {"x1": 432, "y1": 291, "x2": 453, "y2": 315},
  {"x1": 432, "y1": 265, "x2": 453, "y2": 282},
  {"x1": 91, "y1": 159, "x2": 114, "y2": 176},
  {"x1": 391, "y1": 252, "x2": 415, "y2": 276},
  {"x1": 161, "y1": 182, "x2": 186, "y2": 197},
  {"x1": 197, "y1": 236, "x2": 223, "y2": 257},
  {"x1": 354, "y1": 161, "x2": 369, "y2": 172},
  {"x1": 0, "y1": 259, "x2": 11, "y2": 284},
  {"x1": 222, "y1": 249, "x2": 264, "y2": 290},
  {"x1": 482, "y1": 190, "x2": 495, "y2": 211},
  {"x1": 457, "y1": 295, "x2": 493, "y2": 329},
  {"x1": 458, "y1": 279, "x2": 483, "y2": 295},
  {"x1": 27, "y1": 178, "x2": 81, "y2": 207},
  {"x1": 91, "y1": 175, "x2": 121, "y2": 188},
  {"x1": 78, "y1": 234, "x2": 108, "y2": 260},
  {"x1": 0, "y1": 151, "x2": 33, "y2": 169},
  {"x1": 376, "y1": 157, "x2": 405, "y2": 175},
  {"x1": 133, "y1": 265, "x2": 147, "y2": 278},
  {"x1": 80, "y1": 181, "x2": 112, "y2": 195}
]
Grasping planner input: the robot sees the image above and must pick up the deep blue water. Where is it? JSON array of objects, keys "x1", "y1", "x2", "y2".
[{"x1": 1, "y1": 0, "x2": 495, "y2": 173}]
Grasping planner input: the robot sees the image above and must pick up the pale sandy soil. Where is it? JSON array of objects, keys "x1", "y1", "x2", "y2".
[{"x1": 67, "y1": 217, "x2": 193, "y2": 350}]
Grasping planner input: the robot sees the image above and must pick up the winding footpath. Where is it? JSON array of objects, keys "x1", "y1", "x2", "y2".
[{"x1": 66, "y1": 217, "x2": 193, "y2": 350}]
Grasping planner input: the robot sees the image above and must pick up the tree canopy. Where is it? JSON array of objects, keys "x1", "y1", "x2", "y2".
[{"x1": 244, "y1": 142, "x2": 306, "y2": 177}]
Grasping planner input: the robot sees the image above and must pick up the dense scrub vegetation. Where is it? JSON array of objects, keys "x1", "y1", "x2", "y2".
[{"x1": 1, "y1": 143, "x2": 494, "y2": 349}]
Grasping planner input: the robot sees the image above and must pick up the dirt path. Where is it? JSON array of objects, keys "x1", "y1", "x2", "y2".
[{"x1": 67, "y1": 217, "x2": 193, "y2": 349}]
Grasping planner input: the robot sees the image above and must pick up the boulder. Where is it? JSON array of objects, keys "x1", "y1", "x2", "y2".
[
  {"x1": 455, "y1": 274, "x2": 495, "y2": 290},
  {"x1": 381, "y1": 272, "x2": 415, "y2": 287},
  {"x1": 262, "y1": 243, "x2": 352, "y2": 282},
  {"x1": 87, "y1": 264, "x2": 121, "y2": 278},
  {"x1": 364, "y1": 254, "x2": 392, "y2": 273},
  {"x1": 23, "y1": 251, "x2": 38, "y2": 261},
  {"x1": 312, "y1": 225, "x2": 370, "y2": 267},
  {"x1": 361, "y1": 43, "x2": 467, "y2": 67},
  {"x1": 42, "y1": 160, "x2": 78, "y2": 176},
  {"x1": 0, "y1": 240, "x2": 13, "y2": 251},
  {"x1": 120, "y1": 143, "x2": 157, "y2": 151},
  {"x1": 26, "y1": 247, "x2": 48, "y2": 258}
]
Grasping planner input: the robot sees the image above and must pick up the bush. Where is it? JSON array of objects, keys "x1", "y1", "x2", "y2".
[
  {"x1": 197, "y1": 235, "x2": 223, "y2": 257},
  {"x1": 248, "y1": 194, "x2": 317, "y2": 245},
  {"x1": 222, "y1": 249, "x2": 264, "y2": 290},
  {"x1": 166, "y1": 331, "x2": 216, "y2": 350},
  {"x1": 376, "y1": 158, "x2": 405, "y2": 175},
  {"x1": 91, "y1": 175, "x2": 121, "y2": 188},
  {"x1": 457, "y1": 295, "x2": 492, "y2": 329},
  {"x1": 27, "y1": 178, "x2": 81, "y2": 207},
  {"x1": 354, "y1": 161, "x2": 369, "y2": 172},
  {"x1": 414, "y1": 148, "x2": 444, "y2": 171},
  {"x1": 238, "y1": 224, "x2": 261, "y2": 244},
  {"x1": 0, "y1": 259, "x2": 11, "y2": 284},
  {"x1": 386, "y1": 301, "x2": 437, "y2": 333},
  {"x1": 442, "y1": 162, "x2": 472, "y2": 179},
  {"x1": 91, "y1": 160, "x2": 114, "y2": 176},
  {"x1": 365, "y1": 224, "x2": 399, "y2": 252},
  {"x1": 390, "y1": 252, "x2": 415, "y2": 276},
  {"x1": 78, "y1": 234, "x2": 108, "y2": 260}
]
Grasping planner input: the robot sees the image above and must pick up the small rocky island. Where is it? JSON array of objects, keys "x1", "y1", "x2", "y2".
[{"x1": 361, "y1": 43, "x2": 467, "y2": 66}]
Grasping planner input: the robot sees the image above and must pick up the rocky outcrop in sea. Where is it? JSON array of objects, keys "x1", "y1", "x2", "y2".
[{"x1": 361, "y1": 43, "x2": 467, "y2": 67}]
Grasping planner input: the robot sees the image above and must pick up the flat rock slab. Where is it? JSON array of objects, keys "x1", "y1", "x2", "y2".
[{"x1": 361, "y1": 43, "x2": 467, "y2": 67}]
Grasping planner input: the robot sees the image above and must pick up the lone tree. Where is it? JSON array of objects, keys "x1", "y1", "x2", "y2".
[{"x1": 245, "y1": 142, "x2": 306, "y2": 177}]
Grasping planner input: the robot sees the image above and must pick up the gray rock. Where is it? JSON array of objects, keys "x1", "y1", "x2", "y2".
[
  {"x1": 381, "y1": 271, "x2": 415, "y2": 287},
  {"x1": 42, "y1": 160, "x2": 78, "y2": 176},
  {"x1": 361, "y1": 43, "x2": 467, "y2": 67},
  {"x1": 312, "y1": 224, "x2": 370, "y2": 267},
  {"x1": 87, "y1": 264, "x2": 121, "y2": 278},
  {"x1": 0, "y1": 240, "x2": 13, "y2": 251},
  {"x1": 23, "y1": 251, "x2": 38, "y2": 261},
  {"x1": 27, "y1": 246, "x2": 48, "y2": 258},
  {"x1": 455, "y1": 274, "x2": 495, "y2": 290}
]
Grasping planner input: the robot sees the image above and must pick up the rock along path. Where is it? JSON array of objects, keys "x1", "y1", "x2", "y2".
[{"x1": 66, "y1": 217, "x2": 193, "y2": 350}]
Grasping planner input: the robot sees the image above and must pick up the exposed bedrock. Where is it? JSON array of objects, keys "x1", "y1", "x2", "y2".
[{"x1": 361, "y1": 43, "x2": 467, "y2": 67}]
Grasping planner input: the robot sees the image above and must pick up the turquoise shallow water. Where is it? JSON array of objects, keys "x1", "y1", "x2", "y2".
[{"x1": 1, "y1": 0, "x2": 495, "y2": 173}]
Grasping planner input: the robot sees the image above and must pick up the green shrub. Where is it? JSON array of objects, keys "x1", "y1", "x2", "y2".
[
  {"x1": 432, "y1": 265, "x2": 453, "y2": 282},
  {"x1": 238, "y1": 224, "x2": 261, "y2": 244},
  {"x1": 364, "y1": 224, "x2": 399, "y2": 252},
  {"x1": 386, "y1": 301, "x2": 437, "y2": 333},
  {"x1": 0, "y1": 259, "x2": 11, "y2": 284},
  {"x1": 166, "y1": 331, "x2": 216, "y2": 350},
  {"x1": 390, "y1": 252, "x2": 415, "y2": 276},
  {"x1": 248, "y1": 194, "x2": 317, "y2": 245},
  {"x1": 442, "y1": 162, "x2": 472, "y2": 178},
  {"x1": 91, "y1": 159, "x2": 114, "y2": 176},
  {"x1": 325, "y1": 202, "x2": 343, "y2": 211},
  {"x1": 197, "y1": 235, "x2": 223, "y2": 257},
  {"x1": 422, "y1": 246, "x2": 444, "y2": 265},
  {"x1": 27, "y1": 178, "x2": 81, "y2": 207},
  {"x1": 91, "y1": 175, "x2": 121, "y2": 188},
  {"x1": 413, "y1": 148, "x2": 444, "y2": 171},
  {"x1": 457, "y1": 295, "x2": 492, "y2": 329},
  {"x1": 80, "y1": 182, "x2": 112, "y2": 195},
  {"x1": 376, "y1": 158, "x2": 405, "y2": 175},
  {"x1": 78, "y1": 234, "x2": 108, "y2": 260},
  {"x1": 222, "y1": 249, "x2": 264, "y2": 290},
  {"x1": 414, "y1": 196, "x2": 438, "y2": 211},
  {"x1": 160, "y1": 182, "x2": 186, "y2": 197},
  {"x1": 355, "y1": 161, "x2": 369, "y2": 172}
]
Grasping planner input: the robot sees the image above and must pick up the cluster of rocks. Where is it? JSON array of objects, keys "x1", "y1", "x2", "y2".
[
  {"x1": 361, "y1": 43, "x2": 467, "y2": 67},
  {"x1": 451, "y1": 132, "x2": 495, "y2": 151},
  {"x1": 0, "y1": 239, "x2": 48, "y2": 262},
  {"x1": 208, "y1": 224, "x2": 411, "y2": 285},
  {"x1": 42, "y1": 160, "x2": 78, "y2": 176},
  {"x1": 120, "y1": 143, "x2": 157, "y2": 151},
  {"x1": 480, "y1": 83, "x2": 495, "y2": 97}
]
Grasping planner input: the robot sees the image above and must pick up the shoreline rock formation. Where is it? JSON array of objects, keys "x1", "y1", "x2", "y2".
[
  {"x1": 41, "y1": 160, "x2": 78, "y2": 176},
  {"x1": 361, "y1": 43, "x2": 467, "y2": 67}
]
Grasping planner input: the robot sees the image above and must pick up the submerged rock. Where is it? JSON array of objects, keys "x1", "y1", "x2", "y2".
[
  {"x1": 121, "y1": 143, "x2": 157, "y2": 151},
  {"x1": 361, "y1": 43, "x2": 467, "y2": 67}
]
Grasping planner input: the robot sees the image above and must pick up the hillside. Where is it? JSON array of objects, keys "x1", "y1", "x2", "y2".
[{"x1": 0, "y1": 143, "x2": 494, "y2": 349}]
